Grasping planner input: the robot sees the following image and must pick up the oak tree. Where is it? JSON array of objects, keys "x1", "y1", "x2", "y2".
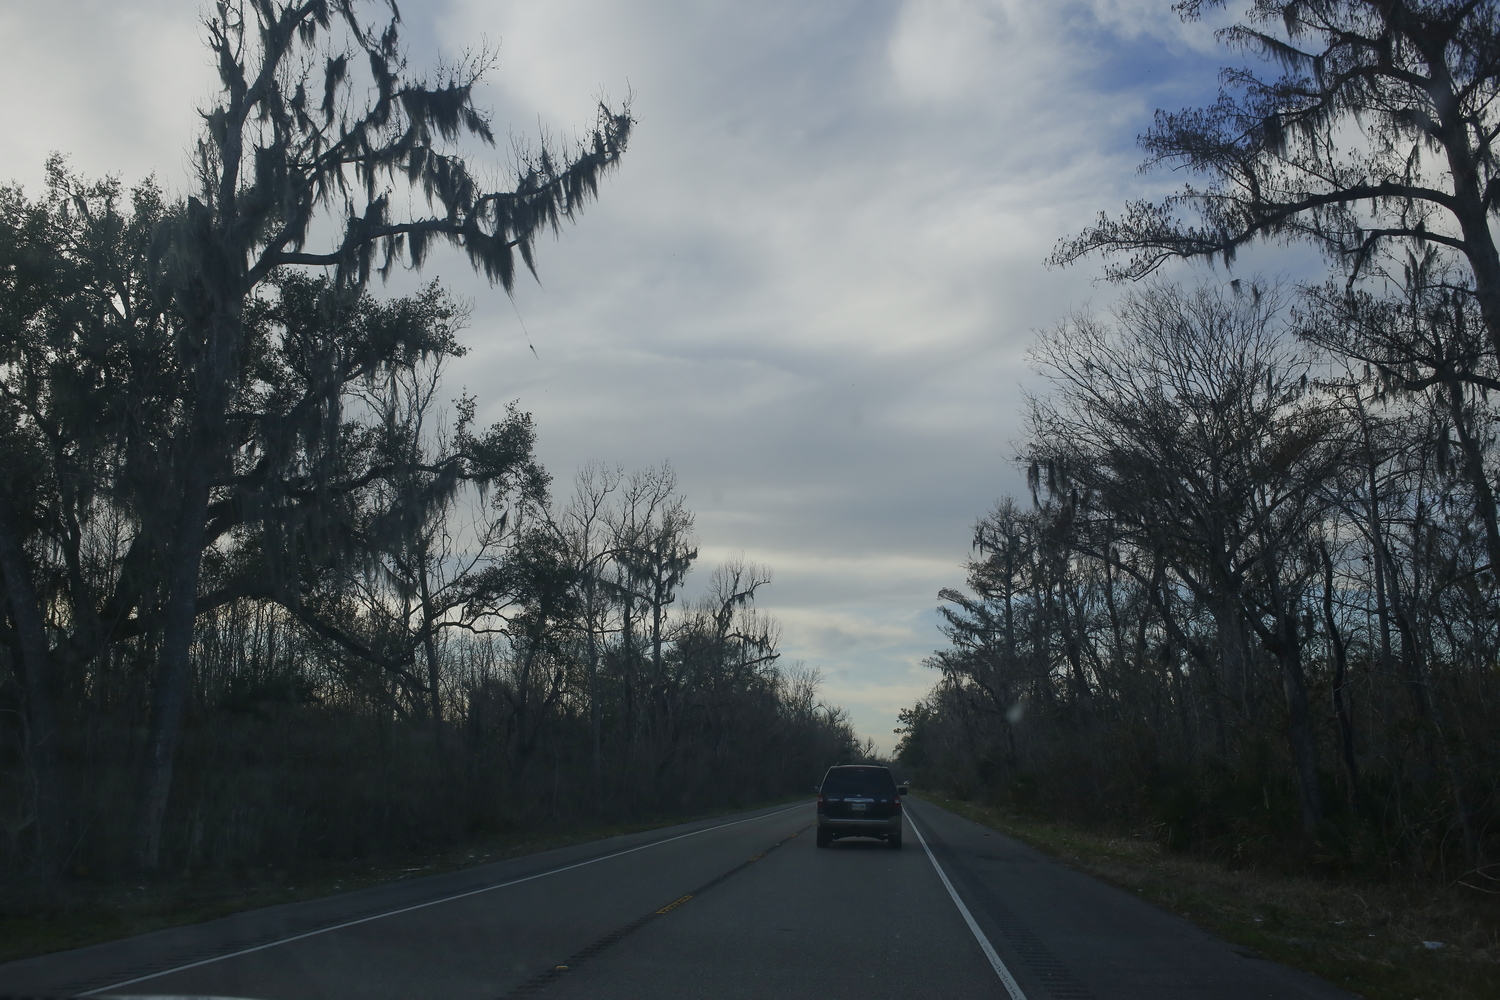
[{"x1": 135, "y1": 0, "x2": 630, "y2": 867}]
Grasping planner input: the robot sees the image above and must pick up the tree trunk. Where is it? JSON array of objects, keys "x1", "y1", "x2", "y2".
[
  {"x1": 1273, "y1": 608, "x2": 1323, "y2": 836},
  {"x1": 1387, "y1": 572, "x2": 1482, "y2": 866},
  {"x1": 1438, "y1": 89, "x2": 1500, "y2": 372},
  {"x1": 1058, "y1": 583, "x2": 1095, "y2": 720},
  {"x1": 586, "y1": 598, "x2": 602, "y2": 792},
  {"x1": 135, "y1": 458, "x2": 212, "y2": 871},
  {"x1": 1364, "y1": 455, "x2": 1394, "y2": 670},
  {"x1": 1211, "y1": 599, "x2": 1253, "y2": 721},
  {"x1": 422, "y1": 624, "x2": 444, "y2": 751},
  {"x1": 0, "y1": 502, "x2": 66, "y2": 879},
  {"x1": 416, "y1": 550, "x2": 445, "y2": 753},
  {"x1": 621, "y1": 599, "x2": 637, "y2": 771},
  {"x1": 134, "y1": 268, "x2": 246, "y2": 871},
  {"x1": 1442, "y1": 377, "x2": 1500, "y2": 572},
  {"x1": 1320, "y1": 542, "x2": 1360, "y2": 807}
]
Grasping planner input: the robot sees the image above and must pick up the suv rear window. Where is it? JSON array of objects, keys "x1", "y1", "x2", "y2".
[{"x1": 821, "y1": 767, "x2": 897, "y2": 797}]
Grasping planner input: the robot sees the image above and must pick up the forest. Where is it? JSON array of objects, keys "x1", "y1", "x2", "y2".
[
  {"x1": 898, "y1": 0, "x2": 1500, "y2": 884},
  {"x1": 0, "y1": 1, "x2": 857, "y2": 884}
]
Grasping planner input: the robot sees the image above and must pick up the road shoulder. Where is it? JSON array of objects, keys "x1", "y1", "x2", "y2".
[
  {"x1": 908, "y1": 796, "x2": 1357, "y2": 1000},
  {"x1": 917, "y1": 794, "x2": 1497, "y2": 1000}
]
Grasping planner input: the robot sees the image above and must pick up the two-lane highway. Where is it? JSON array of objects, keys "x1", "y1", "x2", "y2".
[{"x1": 0, "y1": 798, "x2": 1353, "y2": 999}]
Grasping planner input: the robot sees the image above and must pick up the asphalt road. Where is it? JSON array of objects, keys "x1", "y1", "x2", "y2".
[{"x1": 0, "y1": 797, "x2": 1353, "y2": 999}]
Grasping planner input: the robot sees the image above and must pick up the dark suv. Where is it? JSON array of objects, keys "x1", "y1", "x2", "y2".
[{"x1": 815, "y1": 765, "x2": 907, "y2": 848}]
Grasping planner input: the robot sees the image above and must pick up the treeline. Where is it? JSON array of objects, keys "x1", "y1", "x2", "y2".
[
  {"x1": 899, "y1": 282, "x2": 1498, "y2": 876},
  {"x1": 0, "y1": 1, "x2": 855, "y2": 883},
  {"x1": 0, "y1": 170, "x2": 856, "y2": 881},
  {"x1": 900, "y1": 0, "x2": 1500, "y2": 881}
]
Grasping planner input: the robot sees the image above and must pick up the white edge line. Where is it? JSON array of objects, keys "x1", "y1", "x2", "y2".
[
  {"x1": 82, "y1": 802, "x2": 804, "y2": 996},
  {"x1": 907, "y1": 809, "x2": 1028, "y2": 1000}
]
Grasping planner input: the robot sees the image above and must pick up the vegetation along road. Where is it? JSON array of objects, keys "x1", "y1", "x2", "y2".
[{"x1": 0, "y1": 797, "x2": 1349, "y2": 1000}]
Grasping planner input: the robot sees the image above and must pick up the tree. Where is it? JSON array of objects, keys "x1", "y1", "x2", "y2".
[
  {"x1": 480, "y1": 522, "x2": 580, "y2": 777},
  {"x1": 1052, "y1": 0, "x2": 1500, "y2": 565},
  {"x1": 555, "y1": 463, "x2": 625, "y2": 788},
  {"x1": 287, "y1": 332, "x2": 543, "y2": 744},
  {"x1": 1297, "y1": 256, "x2": 1500, "y2": 566},
  {"x1": 931, "y1": 500, "x2": 1045, "y2": 774},
  {"x1": 134, "y1": 0, "x2": 630, "y2": 868},
  {"x1": 0, "y1": 167, "x2": 177, "y2": 876},
  {"x1": 1055, "y1": 1, "x2": 1500, "y2": 311},
  {"x1": 1025, "y1": 281, "x2": 1342, "y2": 834},
  {"x1": 669, "y1": 557, "x2": 777, "y2": 769},
  {"x1": 602, "y1": 464, "x2": 694, "y2": 763}
]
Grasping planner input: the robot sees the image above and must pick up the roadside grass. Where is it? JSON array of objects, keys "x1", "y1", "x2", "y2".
[
  {"x1": 919, "y1": 793, "x2": 1500, "y2": 1000},
  {"x1": 0, "y1": 795, "x2": 807, "y2": 965}
]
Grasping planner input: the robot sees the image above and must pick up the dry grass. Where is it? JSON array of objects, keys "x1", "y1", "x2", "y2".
[
  {"x1": 922, "y1": 794, "x2": 1500, "y2": 1000},
  {"x1": 0, "y1": 795, "x2": 805, "y2": 965}
]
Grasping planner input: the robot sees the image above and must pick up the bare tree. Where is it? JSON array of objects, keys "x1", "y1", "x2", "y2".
[
  {"x1": 556, "y1": 463, "x2": 624, "y2": 788},
  {"x1": 1024, "y1": 281, "x2": 1341, "y2": 834},
  {"x1": 603, "y1": 464, "x2": 694, "y2": 763}
]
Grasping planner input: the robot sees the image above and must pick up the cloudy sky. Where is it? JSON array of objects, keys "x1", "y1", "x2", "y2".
[{"x1": 0, "y1": 0, "x2": 1268, "y2": 750}]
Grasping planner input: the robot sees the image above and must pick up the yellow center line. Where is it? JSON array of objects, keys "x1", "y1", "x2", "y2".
[{"x1": 655, "y1": 894, "x2": 694, "y2": 914}]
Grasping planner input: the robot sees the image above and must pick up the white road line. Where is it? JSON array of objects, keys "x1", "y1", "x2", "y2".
[
  {"x1": 907, "y1": 811, "x2": 1028, "y2": 1000},
  {"x1": 82, "y1": 803, "x2": 804, "y2": 996}
]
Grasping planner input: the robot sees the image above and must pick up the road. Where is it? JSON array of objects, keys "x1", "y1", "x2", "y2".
[{"x1": 0, "y1": 797, "x2": 1352, "y2": 999}]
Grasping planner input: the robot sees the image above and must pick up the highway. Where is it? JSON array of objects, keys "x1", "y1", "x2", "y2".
[{"x1": 0, "y1": 797, "x2": 1351, "y2": 999}]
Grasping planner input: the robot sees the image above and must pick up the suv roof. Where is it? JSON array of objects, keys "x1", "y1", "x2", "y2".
[{"x1": 821, "y1": 765, "x2": 897, "y2": 789}]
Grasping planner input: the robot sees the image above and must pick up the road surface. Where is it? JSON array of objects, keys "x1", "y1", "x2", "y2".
[{"x1": 0, "y1": 797, "x2": 1351, "y2": 999}]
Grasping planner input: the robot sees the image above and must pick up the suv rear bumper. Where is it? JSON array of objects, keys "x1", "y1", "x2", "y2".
[{"x1": 816, "y1": 811, "x2": 902, "y2": 837}]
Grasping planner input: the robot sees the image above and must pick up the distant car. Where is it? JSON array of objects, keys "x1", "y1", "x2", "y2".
[{"x1": 815, "y1": 765, "x2": 907, "y2": 848}]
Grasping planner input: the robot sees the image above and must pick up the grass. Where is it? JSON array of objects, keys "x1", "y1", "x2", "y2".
[
  {"x1": 919, "y1": 793, "x2": 1500, "y2": 1000},
  {"x1": 0, "y1": 795, "x2": 806, "y2": 965}
]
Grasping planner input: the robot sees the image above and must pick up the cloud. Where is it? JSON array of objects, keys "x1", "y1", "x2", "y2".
[{"x1": 0, "y1": 1, "x2": 206, "y2": 191}]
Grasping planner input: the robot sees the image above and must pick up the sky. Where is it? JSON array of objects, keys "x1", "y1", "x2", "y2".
[{"x1": 0, "y1": 0, "x2": 1274, "y2": 752}]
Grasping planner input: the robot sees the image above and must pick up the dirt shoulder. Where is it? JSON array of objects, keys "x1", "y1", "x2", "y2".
[
  {"x1": 0, "y1": 796, "x2": 805, "y2": 965},
  {"x1": 918, "y1": 793, "x2": 1499, "y2": 1000}
]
